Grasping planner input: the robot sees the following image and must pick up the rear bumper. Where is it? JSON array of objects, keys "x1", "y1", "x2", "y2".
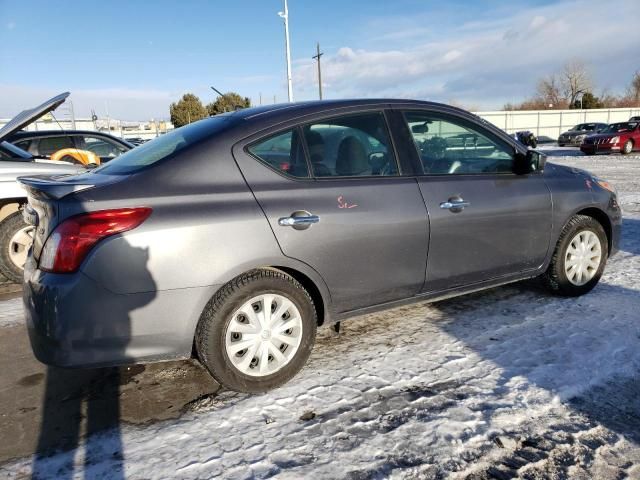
[{"x1": 23, "y1": 256, "x2": 218, "y2": 368}]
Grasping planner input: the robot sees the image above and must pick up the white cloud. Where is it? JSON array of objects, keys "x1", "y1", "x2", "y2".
[
  {"x1": 292, "y1": 0, "x2": 640, "y2": 108},
  {"x1": 0, "y1": 85, "x2": 175, "y2": 120}
]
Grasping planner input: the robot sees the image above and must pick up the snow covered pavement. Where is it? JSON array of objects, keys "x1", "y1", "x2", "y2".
[{"x1": 2, "y1": 151, "x2": 640, "y2": 479}]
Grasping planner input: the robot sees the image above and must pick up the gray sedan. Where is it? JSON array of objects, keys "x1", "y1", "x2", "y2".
[
  {"x1": 558, "y1": 123, "x2": 608, "y2": 146},
  {"x1": 21, "y1": 100, "x2": 621, "y2": 393}
]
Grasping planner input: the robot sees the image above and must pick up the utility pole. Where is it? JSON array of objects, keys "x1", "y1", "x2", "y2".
[
  {"x1": 278, "y1": 0, "x2": 293, "y2": 102},
  {"x1": 312, "y1": 42, "x2": 323, "y2": 100}
]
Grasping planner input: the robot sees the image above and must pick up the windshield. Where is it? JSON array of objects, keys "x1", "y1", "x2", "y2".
[
  {"x1": 94, "y1": 115, "x2": 233, "y2": 175},
  {"x1": 603, "y1": 122, "x2": 637, "y2": 134}
]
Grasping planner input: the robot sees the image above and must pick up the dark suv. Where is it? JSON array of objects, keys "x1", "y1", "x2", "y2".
[
  {"x1": 21, "y1": 99, "x2": 621, "y2": 393},
  {"x1": 8, "y1": 130, "x2": 132, "y2": 164}
]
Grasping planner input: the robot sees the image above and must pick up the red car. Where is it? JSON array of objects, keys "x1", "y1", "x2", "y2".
[{"x1": 580, "y1": 121, "x2": 640, "y2": 155}]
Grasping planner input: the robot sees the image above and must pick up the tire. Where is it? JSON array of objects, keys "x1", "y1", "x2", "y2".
[
  {"x1": 541, "y1": 215, "x2": 608, "y2": 297},
  {"x1": 0, "y1": 211, "x2": 34, "y2": 283},
  {"x1": 195, "y1": 268, "x2": 317, "y2": 393},
  {"x1": 558, "y1": 143, "x2": 565, "y2": 147},
  {"x1": 622, "y1": 140, "x2": 633, "y2": 155}
]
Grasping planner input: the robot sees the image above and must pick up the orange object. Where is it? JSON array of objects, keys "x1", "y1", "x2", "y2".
[{"x1": 50, "y1": 149, "x2": 101, "y2": 166}]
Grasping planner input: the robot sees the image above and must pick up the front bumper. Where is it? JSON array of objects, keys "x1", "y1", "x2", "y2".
[
  {"x1": 23, "y1": 256, "x2": 218, "y2": 368},
  {"x1": 580, "y1": 143, "x2": 621, "y2": 154},
  {"x1": 559, "y1": 137, "x2": 584, "y2": 146}
]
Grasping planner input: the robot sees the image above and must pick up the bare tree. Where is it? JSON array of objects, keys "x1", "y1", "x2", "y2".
[
  {"x1": 535, "y1": 74, "x2": 563, "y2": 108},
  {"x1": 561, "y1": 60, "x2": 592, "y2": 108},
  {"x1": 628, "y1": 71, "x2": 640, "y2": 103}
]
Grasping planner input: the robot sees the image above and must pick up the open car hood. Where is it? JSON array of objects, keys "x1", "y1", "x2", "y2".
[{"x1": 0, "y1": 92, "x2": 70, "y2": 143}]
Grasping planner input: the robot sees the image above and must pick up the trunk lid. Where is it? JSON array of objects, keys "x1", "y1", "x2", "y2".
[
  {"x1": 19, "y1": 172, "x2": 123, "y2": 260},
  {"x1": 0, "y1": 92, "x2": 70, "y2": 143}
]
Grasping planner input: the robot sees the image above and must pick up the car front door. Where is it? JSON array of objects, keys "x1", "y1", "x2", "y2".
[
  {"x1": 233, "y1": 111, "x2": 429, "y2": 313},
  {"x1": 397, "y1": 109, "x2": 552, "y2": 293}
]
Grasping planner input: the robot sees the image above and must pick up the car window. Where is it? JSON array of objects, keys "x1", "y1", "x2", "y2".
[
  {"x1": 82, "y1": 136, "x2": 127, "y2": 159},
  {"x1": 35, "y1": 136, "x2": 75, "y2": 156},
  {"x1": 302, "y1": 112, "x2": 398, "y2": 177},
  {"x1": 13, "y1": 140, "x2": 31, "y2": 152},
  {"x1": 604, "y1": 122, "x2": 637, "y2": 133},
  {"x1": 403, "y1": 111, "x2": 514, "y2": 175},
  {"x1": 94, "y1": 115, "x2": 233, "y2": 175},
  {"x1": 247, "y1": 128, "x2": 309, "y2": 178}
]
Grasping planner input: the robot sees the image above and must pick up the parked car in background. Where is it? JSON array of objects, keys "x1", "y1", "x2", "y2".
[
  {"x1": 8, "y1": 129, "x2": 133, "y2": 164},
  {"x1": 558, "y1": 123, "x2": 608, "y2": 146},
  {"x1": 124, "y1": 137, "x2": 149, "y2": 146},
  {"x1": 629, "y1": 116, "x2": 640, "y2": 122},
  {"x1": 21, "y1": 99, "x2": 620, "y2": 393},
  {"x1": 580, "y1": 121, "x2": 640, "y2": 155},
  {"x1": 0, "y1": 93, "x2": 93, "y2": 282}
]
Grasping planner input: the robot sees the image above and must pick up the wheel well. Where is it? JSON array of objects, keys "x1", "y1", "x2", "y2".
[
  {"x1": 273, "y1": 266, "x2": 326, "y2": 326},
  {"x1": 0, "y1": 199, "x2": 25, "y2": 223},
  {"x1": 576, "y1": 207, "x2": 612, "y2": 255}
]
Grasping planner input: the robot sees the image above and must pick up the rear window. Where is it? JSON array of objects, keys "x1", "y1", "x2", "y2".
[{"x1": 94, "y1": 115, "x2": 232, "y2": 175}]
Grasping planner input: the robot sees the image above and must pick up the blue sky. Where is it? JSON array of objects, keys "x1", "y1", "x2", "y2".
[{"x1": 1, "y1": 0, "x2": 638, "y2": 120}]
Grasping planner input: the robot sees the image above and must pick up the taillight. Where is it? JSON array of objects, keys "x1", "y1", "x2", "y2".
[{"x1": 39, "y1": 207, "x2": 152, "y2": 273}]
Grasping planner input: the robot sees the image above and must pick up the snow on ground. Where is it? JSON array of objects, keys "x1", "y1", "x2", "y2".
[
  {"x1": 0, "y1": 298, "x2": 24, "y2": 328},
  {"x1": 2, "y1": 150, "x2": 640, "y2": 479}
]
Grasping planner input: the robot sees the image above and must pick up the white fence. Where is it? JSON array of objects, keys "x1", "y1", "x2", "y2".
[
  {"x1": 475, "y1": 107, "x2": 640, "y2": 139},
  {"x1": 0, "y1": 118, "x2": 173, "y2": 141},
  {"x1": 3, "y1": 107, "x2": 640, "y2": 142}
]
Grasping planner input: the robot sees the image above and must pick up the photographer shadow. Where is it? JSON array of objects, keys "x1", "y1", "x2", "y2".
[{"x1": 31, "y1": 241, "x2": 156, "y2": 480}]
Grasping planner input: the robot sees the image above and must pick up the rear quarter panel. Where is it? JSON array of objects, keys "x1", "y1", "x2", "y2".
[{"x1": 70, "y1": 136, "x2": 284, "y2": 294}]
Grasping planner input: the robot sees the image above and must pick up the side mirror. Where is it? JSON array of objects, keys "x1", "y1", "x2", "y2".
[{"x1": 514, "y1": 150, "x2": 545, "y2": 175}]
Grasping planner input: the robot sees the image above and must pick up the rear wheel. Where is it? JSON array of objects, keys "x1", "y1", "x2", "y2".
[
  {"x1": 542, "y1": 215, "x2": 607, "y2": 296},
  {"x1": 0, "y1": 211, "x2": 34, "y2": 283},
  {"x1": 196, "y1": 269, "x2": 317, "y2": 393},
  {"x1": 622, "y1": 140, "x2": 633, "y2": 155}
]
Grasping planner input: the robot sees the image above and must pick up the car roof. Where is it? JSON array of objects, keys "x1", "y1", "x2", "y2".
[
  {"x1": 218, "y1": 99, "x2": 489, "y2": 137},
  {"x1": 8, "y1": 130, "x2": 134, "y2": 147},
  {"x1": 10, "y1": 129, "x2": 123, "y2": 138},
  {"x1": 228, "y1": 98, "x2": 475, "y2": 121}
]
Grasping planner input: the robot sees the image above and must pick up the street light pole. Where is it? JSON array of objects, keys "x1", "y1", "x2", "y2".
[
  {"x1": 312, "y1": 42, "x2": 323, "y2": 100},
  {"x1": 278, "y1": 0, "x2": 293, "y2": 102}
]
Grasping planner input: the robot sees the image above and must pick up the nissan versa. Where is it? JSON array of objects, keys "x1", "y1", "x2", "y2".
[{"x1": 21, "y1": 99, "x2": 621, "y2": 393}]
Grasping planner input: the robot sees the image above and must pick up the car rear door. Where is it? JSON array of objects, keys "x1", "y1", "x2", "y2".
[
  {"x1": 394, "y1": 109, "x2": 552, "y2": 293},
  {"x1": 233, "y1": 110, "x2": 429, "y2": 313}
]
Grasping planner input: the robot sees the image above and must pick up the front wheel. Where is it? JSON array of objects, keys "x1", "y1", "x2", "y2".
[
  {"x1": 622, "y1": 140, "x2": 633, "y2": 155},
  {"x1": 0, "y1": 211, "x2": 34, "y2": 283},
  {"x1": 541, "y1": 215, "x2": 607, "y2": 297},
  {"x1": 196, "y1": 269, "x2": 317, "y2": 393}
]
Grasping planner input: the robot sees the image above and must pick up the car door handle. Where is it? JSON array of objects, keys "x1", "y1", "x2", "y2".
[
  {"x1": 440, "y1": 198, "x2": 470, "y2": 211},
  {"x1": 278, "y1": 211, "x2": 320, "y2": 229}
]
